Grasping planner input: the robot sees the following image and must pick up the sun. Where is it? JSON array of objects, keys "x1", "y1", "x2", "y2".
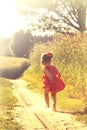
[{"x1": 0, "y1": 0, "x2": 26, "y2": 38}]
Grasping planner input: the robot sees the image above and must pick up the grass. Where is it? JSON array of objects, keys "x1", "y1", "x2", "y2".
[
  {"x1": 0, "y1": 56, "x2": 28, "y2": 68},
  {"x1": 0, "y1": 78, "x2": 22, "y2": 130},
  {"x1": 0, "y1": 56, "x2": 29, "y2": 79},
  {"x1": 23, "y1": 64, "x2": 43, "y2": 94},
  {"x1": 57, "y1": 92, "x2": 87, "y2": 124}
]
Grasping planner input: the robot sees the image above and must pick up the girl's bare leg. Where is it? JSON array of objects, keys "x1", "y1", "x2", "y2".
[
  {"x1": 44, "y1": 89, "x2": 50, "y2": 107},
  {"x1": 51, "y1": 94, "x2": 57, "y2": 111}
]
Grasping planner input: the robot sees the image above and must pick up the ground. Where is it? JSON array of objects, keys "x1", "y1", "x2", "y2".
[{"x1": 10, "y1": 79, "x2": 87, "y2": 130}]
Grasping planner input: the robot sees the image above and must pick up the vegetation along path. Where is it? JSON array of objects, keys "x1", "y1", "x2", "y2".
[{"x1": 10, "y1": 79, "x2": 87, "y2": 130}]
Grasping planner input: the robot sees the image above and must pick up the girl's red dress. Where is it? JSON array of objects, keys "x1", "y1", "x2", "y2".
[{"x1": 43, "y1": 65, "x2": 65, "y2": 96}]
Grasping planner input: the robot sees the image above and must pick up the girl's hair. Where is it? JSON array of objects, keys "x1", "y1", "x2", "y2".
[{"x1": 41, "y1": 52, "x2": 53, "y2": 63}]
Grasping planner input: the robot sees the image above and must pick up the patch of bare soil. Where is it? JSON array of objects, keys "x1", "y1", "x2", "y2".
[{"x1": 10, "y1": 79, "x2": 87, "y2": 130}]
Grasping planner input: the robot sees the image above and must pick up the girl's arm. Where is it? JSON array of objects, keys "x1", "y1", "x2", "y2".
[
  {"x1": 44, "y1": 68, "x2": 54, "y2": 83},
  {"x1": 57, "y1": 70, "x2": 61, "y2": 77},
  {"x1": 54, "y1": 66, "x2": 61, "y2": 77}
]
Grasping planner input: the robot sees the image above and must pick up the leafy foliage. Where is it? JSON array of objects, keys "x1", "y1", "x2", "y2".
[
  {"x1": 0, "y1": 37, "x2": 11, "y2": 56},
  {"x1": 2, "y1": 30, "x2": 52, "y2": 58},
  {"x1": 9, "y1": 30, "x2": 34, "y2": 58},
  {"x1": 17, "y1": 0, "x2": 87, "y2": 32}
]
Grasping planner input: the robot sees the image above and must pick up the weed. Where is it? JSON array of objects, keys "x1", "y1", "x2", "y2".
[{"x1": 0, "y1": 78, "x2": 22, "y2": 130}]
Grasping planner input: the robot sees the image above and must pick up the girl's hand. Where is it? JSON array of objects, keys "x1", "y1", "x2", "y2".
[
  {"x1": 44, "y1": 68, "x2": 55, "y2": 83},
  {"x1": 57, "y1": 71, "x2": 61, "y2": 78}
]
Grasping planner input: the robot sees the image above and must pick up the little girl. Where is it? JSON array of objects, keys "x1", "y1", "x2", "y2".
[{"x1": 41, "y1": 52, "x2": 65, "y2": 111}]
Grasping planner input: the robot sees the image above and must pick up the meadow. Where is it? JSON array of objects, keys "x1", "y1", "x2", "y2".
[
  {"x1": 23, "y1": 33, "x2": 87, "y2": 124},
  {"x1": 0, "y1": 56, "x2": 29, "y2": 79}
]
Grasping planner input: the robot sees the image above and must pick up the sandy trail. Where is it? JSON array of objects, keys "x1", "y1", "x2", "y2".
[{"x1": 10, "y1": 79, "x2": 87, "y2": 130}]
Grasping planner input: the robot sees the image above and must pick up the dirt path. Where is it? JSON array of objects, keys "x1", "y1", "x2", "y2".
[{"x1": 10, "y1": 79, "x2": 87, "y2": 130}]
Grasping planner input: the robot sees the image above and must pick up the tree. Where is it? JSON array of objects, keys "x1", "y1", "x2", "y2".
[
  {"x1": 0, "y1": 37, "x2": 10, "y2": 56},
  {"x1": 9, "y1": 30, "x2": 34, "y2": 58},
  {"x1": 17, "y1": 0, "x2": 87, "y2": 33},
  {"x1": 52, "y1": 0, "x2": 87, "y2": 32},
  {"x1": 9, "y1": 29, "x2": 53, "y2": 58}
]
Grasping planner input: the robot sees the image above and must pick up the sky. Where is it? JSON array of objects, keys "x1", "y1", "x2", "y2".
[
  {"x1": 0, "y1": 0, "x2": 51, "y2": 38},
  {"x1": 0, "y1": 0, "x2": 87, "y2": 38},
  {"x1": 0, "y1": 0, "x2": 27, "y2": 38}
]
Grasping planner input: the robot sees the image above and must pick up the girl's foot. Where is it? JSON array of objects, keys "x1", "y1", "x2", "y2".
[
  {"x1": 52, "y1": 107, "x2": 57, "y2": 112},
  {"x1": 45, "y1": 104, "x2": 50, "y2": 108}
]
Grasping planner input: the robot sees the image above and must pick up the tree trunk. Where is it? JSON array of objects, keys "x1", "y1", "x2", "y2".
[{"x1": 78, "y1": 0, "x2": 86, "y2": 32}]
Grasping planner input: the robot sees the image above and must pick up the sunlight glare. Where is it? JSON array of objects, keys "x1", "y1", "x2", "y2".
[{"x1": 0, "y1": 0, "x2": 26, "y2": 38}]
